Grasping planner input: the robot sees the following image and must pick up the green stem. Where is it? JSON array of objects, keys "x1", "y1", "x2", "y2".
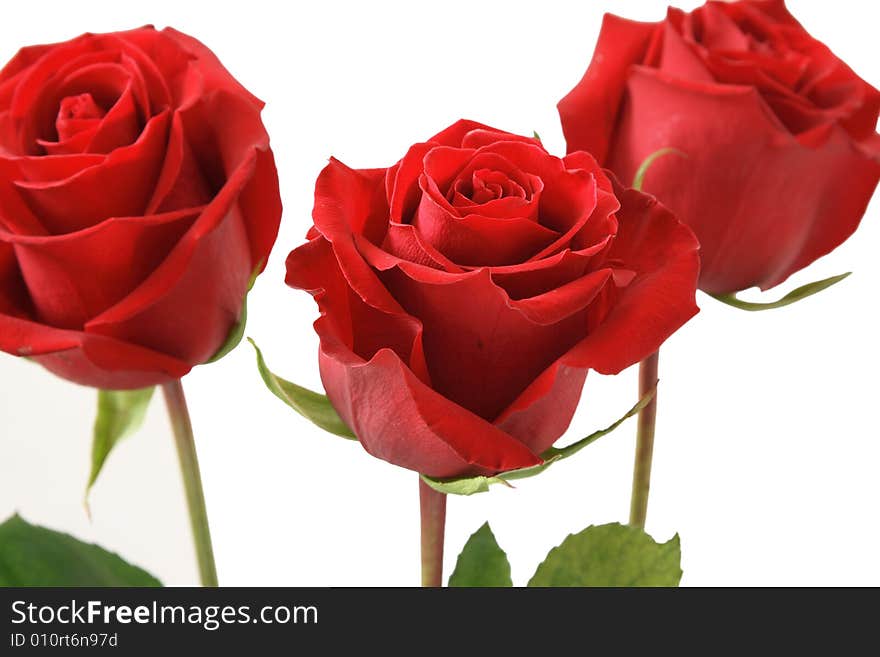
[
  {"x1": 419, "y1": 476, "x2": 447, "y2": 587},
  {"x1": 629, "y1": 351, "x2": 659, "y2": 529},
  {"x1": 161, "y1": 379, "x2": 218, "y2": 587}
]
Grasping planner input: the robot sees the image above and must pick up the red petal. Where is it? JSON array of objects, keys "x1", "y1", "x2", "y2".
[
  {"x1": 412, "y1": 175, "x2": 558, "y2": 266},
  {"x1": 287, "y1": 234, "x2": 429, "y2": 382},
  {"x1": 382, "y1": 222, "x2": 464, "y2": 273},
  {"x1": 85, "y1": 84, "x2": 141, "y2": 153},
  {"x1": 318, "y1": 335, "x2": 541, "y2": 478},
  {"x1": 0, "y1": 241, "x2": 28, "y2": 316},
  {"x1": 313, "y1": 158, "x2": 389, "y2": 246},
  {"x1": 493, "y1": 180, "x2": 699, "y2": 452},
  {"x1": 427, "y1": 119, "x2": 497, "y2": 147},
  {"x1": 658, "y1": 20, "x2": 714, "y2": 83},
  {"x1": 374, "y1": 264, "x2": 602, "y2": 422},
  {"x1": 460, "y1": 128, "x2": 544, "y2": 150},
  {"x1": 490, "y1": 243, "x2": 611, "y2": 299},
  {"x1": 0, "y1": 311, "x2": 189, "y2": 389},
  {"x1": 14, "y1": 111, "x2": 171, "y2": 233},
  {"x1": 558, "y1": 13, "x2": 659, "y2": 161},
  {"x1": 562, "y1": 176, "x2": 700, "y2": 374},
  {"x1": 83, "y1": 154, "x2": 258, "y2": 365},
  {"x1": 495, "y1": 358, "x2": 589, "y2": 454},
  {"x1": 387, "y1": 142, "x2": 433, "y2": 224},
  {"x1": 5, "y1": 207, "x2": 199, "y2": 329},
  {"x1": 146, "y1": 112, "x2": 213, "y2": 213},
  {"x1": 607, "y1": 66, "x2": 880, "y2": 292},
  {"x1": 160, "y1": 27, "x2": 263, "y2": 111}
]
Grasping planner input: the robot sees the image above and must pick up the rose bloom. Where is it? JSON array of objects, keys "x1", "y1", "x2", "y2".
[
  {"x1": 559, "y1": 0, "x2": 880, "y2": 294},
  {"x1": 287, "y1": 120, "x2": 699, "y2": 478},
  {"x1": 0, "y1": 27, "x2": 281, "y2": 388}
]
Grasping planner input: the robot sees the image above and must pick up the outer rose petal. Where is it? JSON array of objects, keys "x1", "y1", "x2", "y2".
[
  {"x1": 492, "y1": 180, "x2": 698, "y2": 455},
  {"x1": 159, "y1": 28, "x2": 263, "y2": 111},
  {"x1": 608, "y1": 66, "x2": 880, "y2": 292},
  {"x1": 748, "y1": 0, "x2": 800, "y2": 25},
  {"x1": 427, "y1": 119, "x2": 497, "y2": 147},
  {"x1": 5, "y1": 207, "x2": 199, "y2": 329},
  {"x1": 312, "y1": 158, "x2": 389, "y2": 247},
  {"x1": 84, "y1": 154, "x2": 257, "y2": 364},
  {"x1": 558, "y1": 13, "x2": 658, "y2": 162},
  {"x1": 287, "y1": 234, "x2": 540, "y2": 477},
  {"x1": 0, "y1": 312, "x2": 190, "y2": 388},
  {"x1": 373, "y1": 258, "x2": 611, "y2": 422},
  {"x1": 237, "y1": 146, "x2": 281, "y2": 272},
  {"x1": 0, "y1": 242, "x2": 27, "y2": 315},
  {"x1": 562, "y1": 175, "x2": 700, "y2": 374},
  {"x1": 286, "y1": 235, "x2": 428, "y2": 378},
  {"x1": 460, "y1": 128, "x2": 543, "y2": 150},
  {"x1": 0, "y1": 44, "x2": 54, "y2": 86},
  {"x1": 494, "y1": 358, "x2": 588, "y2": 454},
  {"x1": 387, "y1": 142, "x2": 434, "y2": 224},
  {"x1": 317, "y1": 329, "x2": 542, "y2": 479},
  {"x1": 657, "y1": 20, "x2": 715, "y2": 83},
  {"x1": 169, "y1": 89, "x2": 281, "y2": 270}
]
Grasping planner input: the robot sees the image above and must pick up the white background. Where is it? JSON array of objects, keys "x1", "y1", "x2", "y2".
[{"x1": 1, "y1": 0, "x2": 878, "y2": 587}]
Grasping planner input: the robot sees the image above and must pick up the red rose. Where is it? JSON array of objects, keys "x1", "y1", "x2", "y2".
[
  {"x1": 286, "y1": 120, "x2": 699, "y2": 478},
  {"x1": 0, "y1": 27, "x2": 281, "y2": 388},
  {"x1": 558, "y1": 0, "x2": 880, "y2": 294}
]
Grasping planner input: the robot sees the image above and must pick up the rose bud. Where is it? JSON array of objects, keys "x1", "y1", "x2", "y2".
[
  {"x1": 0, "y1": 27, "x2": 282, "y2": 388},
  {"x1": 286, "y1": 120, "x2": 699, "y2": 478},
  {"x1": 558, "y1": 0, "x2": 880, "y2": 294}
]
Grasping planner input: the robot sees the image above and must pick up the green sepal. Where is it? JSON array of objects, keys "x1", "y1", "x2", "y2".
[
  {"x1": 448, "y1": 522, "x2": 513, "y2": 587},
  {"x1": 249, "y1": 338, "x2": 356, "y2": 439},
  {"x1": 208, "y1": 264, "x2": 262, "y2": 363},
  {"x1": 421, "y1": 388, "x2": 655, "y2": 496},
  {"x1": 632, "y1": 147, "x2": 686, "y2": 191},
  {"x1": 528, "y1": 522, "x2": 681, "y2": 587},
  {"x1": 86, "y1": 387, "x2": 155, "y2": 500},
  {"x1": 421, "y1": 474, "x2": 512, "y2": 496},
  {"x1": 710, "y1": 272, "x2": 851, "y2": 311},
  {"x1": 0, "y1": 514, "x2": 161, "y2": 586}
]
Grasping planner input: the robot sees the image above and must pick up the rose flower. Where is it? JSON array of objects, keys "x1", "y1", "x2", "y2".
[
  {"x1": 558, "y1": 0, "x2": 880, "y2": 294},
  {"x1": 286, "y1": 120, "x2": 699, "y2": 478},
  {"x1": 0, "y1": 27, "x2": 281, "y2": 388}
]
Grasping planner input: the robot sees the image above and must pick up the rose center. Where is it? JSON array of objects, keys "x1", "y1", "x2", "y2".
[
  {"x1": 449, "y1": 168, "x2": 528, "y2": 207},
  {"x1": 55, "y1": 93, "x2": 107, "y2": 141}
]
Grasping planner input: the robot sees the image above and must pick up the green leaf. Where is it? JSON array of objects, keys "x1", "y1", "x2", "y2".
[
  {"x1": 710, "y1": 272, "x2": 851, "y2": 311},
  {"x1": 0, "y1": 514, "x2": 161, "y2": 586},
  {"x1": 632, "y1": 147, "x2": 686, "y2": 192},
  {"x1": 448, "y1": 523, "x2": 513, "y2": 587},
  {"x1": 528, "y1": 522, "x2": 681, "y2": 587},
  {"x1": 421, "y1": 474, "x2": 512, "y2": 496},
  {"x1": 208, "y1": 264, "x2": 262, "y2": 363},
  {"x1": 532, "y1": 130, "x2": 542, "y2": 142},
  {"x1": 86, "y1": 387, "x2": 155, "y2": 496},
  {"x1": 249, "y1": 338, "x2": 356, "y2": 439},
  {"x1": 421, "y1": 388, "x2": 655, "y2": 496}
]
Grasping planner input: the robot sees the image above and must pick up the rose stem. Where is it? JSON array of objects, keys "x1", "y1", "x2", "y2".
[
  {"x1": 629, "y1": 351, "x2": 660, "y2": 529},
  {"x1": 161, "y1": 379, "x2": 219, "y2": 587},
  {"x1": 419, "y1": 477, "x2": 447, "y2": 587}
]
